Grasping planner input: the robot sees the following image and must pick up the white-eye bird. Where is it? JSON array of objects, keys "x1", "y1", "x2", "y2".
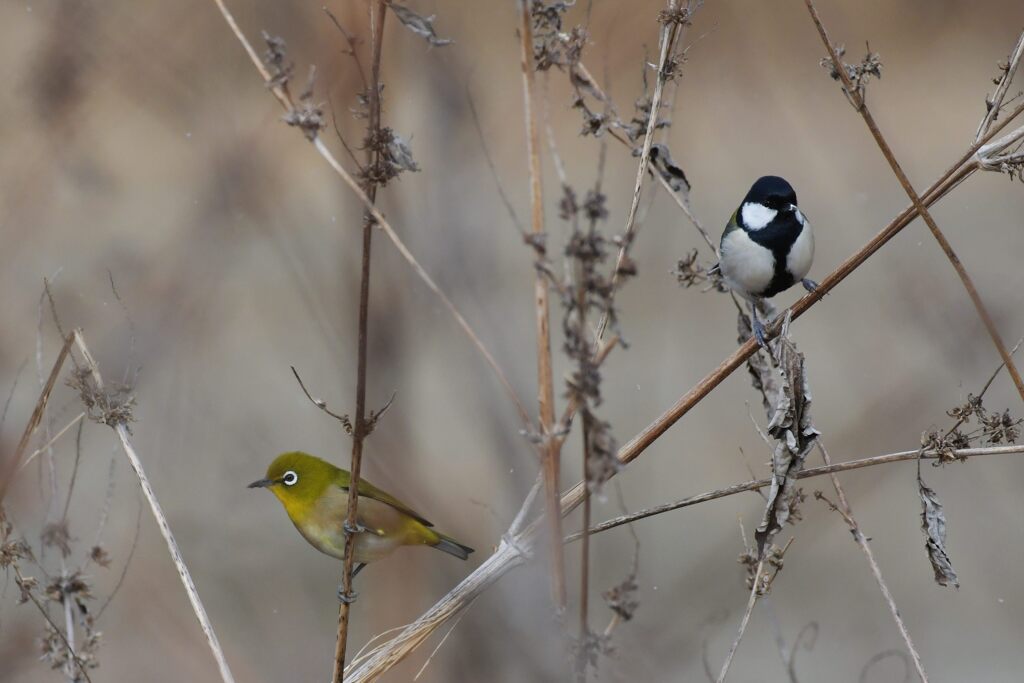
[
  {"x1": 248, "y1": 452, "x2": 474, "y2": 600},
  {"x1": 717, "y1": 175, "x2": 816, "y2": 346}
]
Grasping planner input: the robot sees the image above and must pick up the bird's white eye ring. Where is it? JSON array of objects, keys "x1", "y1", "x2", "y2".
[{"x1": 282, "y1": 470, "x2": 298, "y2": 486}]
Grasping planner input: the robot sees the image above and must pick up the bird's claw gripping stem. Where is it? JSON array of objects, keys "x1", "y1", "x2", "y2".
[
  {"x1": 752, "y1": 317, "x2": 769, "y2": 351},
  {"x1": 337, "y1": 587, "x2": 358, "y2": 604},
  {"x1": 344, "y1": 520, "x2": 369, "y2": 536},
  {"x1": 801, "y1": 278, "x2": 819, "y2": 293}
]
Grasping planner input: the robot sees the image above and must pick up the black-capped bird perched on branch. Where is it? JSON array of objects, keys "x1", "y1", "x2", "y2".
[{"x1": 716, "y1": 175, "x2": 816, "y2": 346}]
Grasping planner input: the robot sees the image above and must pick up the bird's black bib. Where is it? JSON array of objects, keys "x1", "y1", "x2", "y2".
[{"x1": 743, "y1": 212, "x2": 806, "y2": 298}]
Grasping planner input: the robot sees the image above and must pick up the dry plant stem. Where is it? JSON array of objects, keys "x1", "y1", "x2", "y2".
[
  {"x1": 18, "y1": 412, "x2": 86, "y2": 472},
  {"x1": 515, "y1": 0, "x2": 567, "y2": 613},
  {"x1": 817, "y1": 441, "x2": 928, "y2": 683},
  {"x1": 715, "y1": 560, "x2": 763, "y2": 683},
  {"x1": 975, "y1": 30, "x2": 1024, "y2": 141},
  {"x1": 345, "y1": 539, "x2": 527, "y2": 679},
  {"x1": 805, "y1": 0, "x2": 1024, "y2": 405},
  {"x1": 346, "y1": 117, "x2": 1017, "y2": 676},
  {"x1": 210, "y1": 0, "x2": 531, "y2": 430},
  {"x1": 574, "y1": 62, "x2": 717, "y2": 255},
  {"x1": 350, "y1": 442, "x2": 1024, "y2": 681},
  {"x1": 0, "y1": 332, "x2": 72, "y2": 504},
  {"x1": 570, "y1": 443, "x2": 1024, "y2": 541},
  {"x1": 597, "y1": 2, "x2": 681, "y2": 340},
  {"x1": 335, "y1": 5, "x2": 385, "y2": 682},
  {"x1": 577, "y1": 301, "x2": 592, "y2": 680},
  {"x1": 11, "y1": 563, "x2": 93, "y2": 683},
  {"x1": 71, "y1": 331, "x2": 235, "y2": 683}
]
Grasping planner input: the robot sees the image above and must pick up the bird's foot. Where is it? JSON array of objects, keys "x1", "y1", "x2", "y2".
[
  {"x1": 343, "y1": 520, "x2": 369, "y2": 536},
  {"x1": 752, "y1": 316, "x2": 769, "y2": 351},
  {"x1": 337, "y1": 586, "x2": 358, "y2": 604},
  {"x1": 801, "y1": 278, "x2": 820, "y2": 293}
]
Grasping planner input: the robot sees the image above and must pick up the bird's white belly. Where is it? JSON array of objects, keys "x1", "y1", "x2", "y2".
[
  {"x1": 720, "y1": 228, "x2": 775, "y2": 298},
  {"x1": 786, "y1": 221, "x2": 814, "y2": 281}
]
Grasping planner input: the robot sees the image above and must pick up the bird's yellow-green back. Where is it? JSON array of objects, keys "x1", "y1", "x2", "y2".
[{"x1": 249, "y1": 451, "x2": 474, "y2": 564}]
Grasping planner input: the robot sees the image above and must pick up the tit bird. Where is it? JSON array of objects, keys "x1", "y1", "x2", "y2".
[
  {"x1": 717, "y1": 175, "x2": 816, "y2": 346},
  {"x1": 249, "y1": 452, "x2": 473, "y2": 591}
]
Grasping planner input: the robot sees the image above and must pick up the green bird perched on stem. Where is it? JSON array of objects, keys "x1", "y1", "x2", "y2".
[{"x1": 249, "y1": 452, "x2": 474, "y2": 591}]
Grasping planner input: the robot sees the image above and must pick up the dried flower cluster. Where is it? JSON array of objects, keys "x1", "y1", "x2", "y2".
[
  {"x1": 921, "y1": 392, "x2": 1021, "y2": 464},
  {"x1": 559, "y1": 181, "x2": 627, "y2": 492},
  {"x1": 738, "y1": 539, "x2": 792, "y2": 596},
  {"x1": 530, "y1": 1, "x2": 587, "y2": 72},
  {"x1": 68, "y1": 367, "x2": 136, "y2": 429},
  {"x1": 358, "y1": 126, "x2": 420, "y2": 187},
  {"x1": 673, "y1": 248, "x2": 725, "y2": 291},
  {"x1": 820, "y1": 44, "x2": 883, "y2": 105}
]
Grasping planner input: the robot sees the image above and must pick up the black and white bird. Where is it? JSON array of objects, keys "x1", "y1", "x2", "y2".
[{"x1": 717, "y1": 175, "x2": 816, "y2": 346}]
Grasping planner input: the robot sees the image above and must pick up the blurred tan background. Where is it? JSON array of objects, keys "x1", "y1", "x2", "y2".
[{"x1": 2, "y1": 0, "x2": 1024, "y2": 681}]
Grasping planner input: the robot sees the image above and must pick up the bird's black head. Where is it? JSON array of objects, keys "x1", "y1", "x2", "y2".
[{"x1": 744, "y1": 175, "x2": 797, "y2": 211}]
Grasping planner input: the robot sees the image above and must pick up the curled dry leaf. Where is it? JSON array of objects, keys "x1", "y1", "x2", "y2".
[
  {"x1": 917, "y1": 470, "x2": 959, "y2": 588},
  {"x1": 387, "y1": 3, "x2": 452, "y2": 48},
  {"x1": 647, "y1": 143, "x2": 690, "y2": 195},
  {"x1": 755, "y1": 333, "x2": 820, "y2": 555}
]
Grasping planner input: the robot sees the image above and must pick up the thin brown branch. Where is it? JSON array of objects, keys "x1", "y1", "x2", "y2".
[
  {"x1": 569, "y1": 443, "x2": 1024, "y2": 542},
  {"x1": 815, "y1": 441, "x2": 928, "y2": 682},
  {"x1": 975, "y1": 30, "x2": 1024, "y2": 141},
  {"x1": 0, "y1": 332, "x2": 73, "y2": 505},
  {"x1": 210, "y1": 0, "x2": 532, "y2": 431},
  {"x1": 804, "y1": 0, "x2": 1024, "y2": 405},
  {"x1": 576, "y1": 276, "x2": 592, "y2": 682},
  {"x1": 292, "y1": 366, "x2": 351, "y2": 425},
  {"x1": 72, "y1": 331, "x2": 235, "y2": 683},
  {"x1": 335, "y1": 5, "x2": 386, "y2": 682},
  {"x1": 516, "y1": 0, "x2": 567, "y2": 613}
]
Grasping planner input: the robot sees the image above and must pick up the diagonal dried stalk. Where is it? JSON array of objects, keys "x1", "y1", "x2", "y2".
[
  {"x1": 71, "y1": 331, "x2": 235, "y2": 683},
  {"x1": 210, "y1": 0, "x2": 531, "y2": 430},
  {"x1": 0, "y1": 332, "x2": 73, "y2": 505},
  {"x1": 346, "y1": 105, "x2": 1024, "y2": 678},
  {"x1": 572, "y1": 60, "x2": 718, "y2": 255},
  {"x1": 715, "y1": 559, "x2": 764, "y2": 683},
  {"x1": 597, "y1": 2, "x2": 686, "y2": 341},
  {"x1": 515, "y1": 0, "x2": 566, "y2": 613},
  {"x1": 975, "y1": 30, "x2": 1024, "y2": 142},
  {"x1": 804, "y1": 0, "x2": 1024, "y2": 405},
  {"x1": 815, "y1": 441, "x2": 929, "y2": 682},
  {"x1": 334, "y1": 4, "x2": 387, "y2": 682}
]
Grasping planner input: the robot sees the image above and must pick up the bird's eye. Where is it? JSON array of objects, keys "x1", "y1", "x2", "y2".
[{"x1": 282, "y1": 471, "x2": 298, "y2": 486}]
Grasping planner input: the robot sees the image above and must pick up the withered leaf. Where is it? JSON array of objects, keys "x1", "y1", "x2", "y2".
[
  {"x1": 755, "y1": 332, "x2": 819, "y2": 555},
  {"x1": 387, "y1": 3, "x2": 453, "y2": 47},
  {"x1": 918, "y1": 472, "x2": 959, "y2": 588},
  {"x1": 647, "y1": 143, "x2": 690, "y2": 195}
]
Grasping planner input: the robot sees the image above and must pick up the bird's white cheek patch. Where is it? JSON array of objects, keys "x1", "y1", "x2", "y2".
[
  {"x1": 787, "y1": 222, "x2": 815, "y2": 281},
  {"x1": 720, "y1": 229, "x2": 775, "y2": 296},
  {"x1": 740, "y1": 202, "x2": 778, "y2": 231}
]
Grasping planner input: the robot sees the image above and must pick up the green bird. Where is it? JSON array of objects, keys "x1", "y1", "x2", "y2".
[{"x1": 248, "y1": 452, "x2": 474, "y2": 580}]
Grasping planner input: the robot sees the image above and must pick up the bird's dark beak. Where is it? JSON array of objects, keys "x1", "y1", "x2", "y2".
[{"x1": 247, "y1": 478, "x2": 275, "y2": 489}]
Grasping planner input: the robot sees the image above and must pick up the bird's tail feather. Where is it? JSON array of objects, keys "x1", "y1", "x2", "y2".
[{"x1": 433, "y1": 534, "x2": 474, "y2": 560}]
